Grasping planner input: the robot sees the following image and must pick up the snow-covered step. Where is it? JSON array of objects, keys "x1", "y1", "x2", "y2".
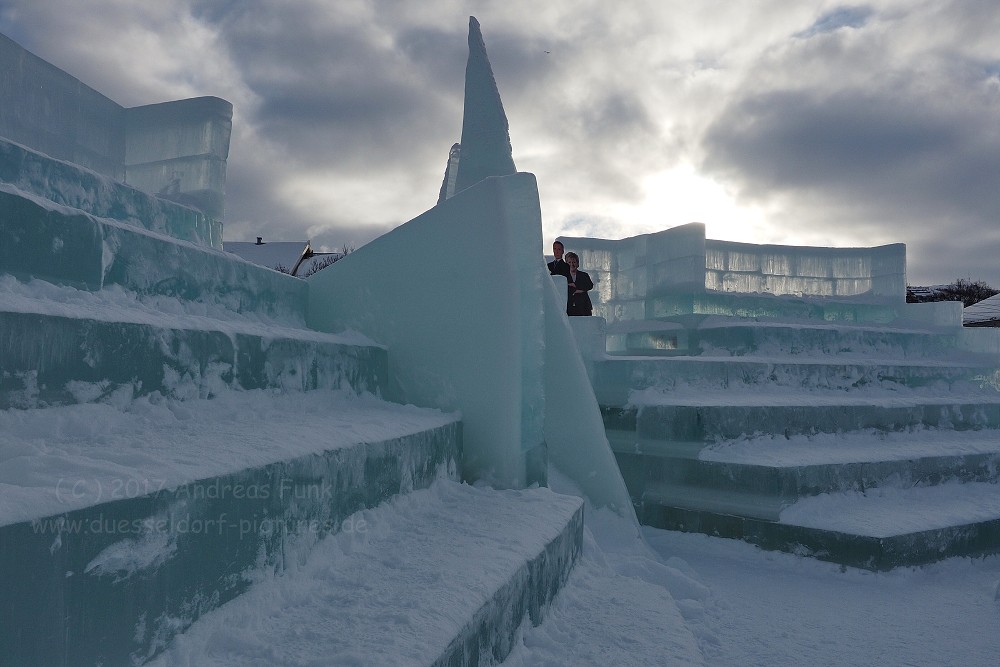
[
  {"x1": 612, "y1": 429, "x2": 1000, "y2": 501},
  {"x1": 1, "y1": 186, "x2": 306, "y2": 319},
  {"x1": 148, "y1": 480, "x2": 584, "y2": 667},
  {"x1": 645, "y1": 291, "x2": 905, "y2": 324},
  {"x1": 607, "y1": 317, "x2": 965, "y2": 358},
  {"x1": 1, "y1": 138, "x2": 220, "y2": 249},
  {"x1": 0, "y1": 279, "x2": 386, "y2": 407},
  {"x1": 592, "y1": 356, "x2": 1000, "y2": 405},
  {"x1": 0, "y1": 391, "x2": 462, "y2": 666},
  {"x1": 626, "y1": 392, "x2": 1000, "y2": 441},
  {"x1": 639, "y1": 481, "x2": 1000, "y2": 570}
]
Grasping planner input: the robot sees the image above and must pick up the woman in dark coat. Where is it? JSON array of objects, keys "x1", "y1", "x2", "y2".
[{"x1": 564, "y1": 252, "x2": 594, "y2": 316}]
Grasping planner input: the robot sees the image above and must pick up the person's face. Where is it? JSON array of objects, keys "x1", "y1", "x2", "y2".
[
  {"x1": 567, "y1": 256, "x2": 579, "y2": 271},
  {"x1": 553, "y1": 242, "x2": 564, "y2": 260}
]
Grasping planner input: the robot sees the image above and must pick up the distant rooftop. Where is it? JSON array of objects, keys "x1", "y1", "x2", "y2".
[
  {"x1": 964, "y1": 293, "x2": 1000, "y2": 327},
  {"x1": 225, "y1": 239, "x2": 309, "y2": 275}
]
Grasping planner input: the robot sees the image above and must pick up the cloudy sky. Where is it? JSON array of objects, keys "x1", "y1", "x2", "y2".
[{"x1": 2, "y1": 0, "x2": 999, "y2": 286}]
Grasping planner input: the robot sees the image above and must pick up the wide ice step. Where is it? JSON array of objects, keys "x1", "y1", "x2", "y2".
[
  {"x1": 0, "y1": 391, "x2": 462, "y2": 665},
  {"x1": 626, "y1": 390, "x2": 1000, "y2": 440},
  {"x1": 1, "y1": 140, "x2": 220, "y2": 248},
  {"x1": 779, "y1": 480, "x2": 1000, "y2": 537},
  {"x1": 150, "y1": 481, "x2": 584, "y2": 667},
  {"x1": 0, "y1": 278, "x2": 385, "y2": 406},
  {"x1": 0, "y1": 187, "x2": 306, "y2": 319},
  {"x1": 638, "y1": 481, "x2": 1000, "y2": 570},
  {"x1": 607, "y1": 316, "x2": 966, "y2": 358},
  {"x1": 592, "y1": 355, "x2": 1000, "y2": 404},
  {"x1": 646, "y1": 291, "x2": 904, "y2": 324},
  {"x1": 614, "y1": 432, "x2": 1000, "y2": 508},
  {"x1": 700, "y1": 428, "x2": 1000, "y2": 466}
]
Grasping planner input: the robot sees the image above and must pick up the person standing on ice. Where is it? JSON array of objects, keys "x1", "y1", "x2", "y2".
[
  {"x1": 547, "y1": 240, "x2": 571, "y2": 278},
  {"x1": 564, "y1": 252, "x2": 594, "y2": 316}
]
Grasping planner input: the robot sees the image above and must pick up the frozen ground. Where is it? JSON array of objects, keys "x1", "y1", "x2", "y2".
[
  {"x1": 641, "y1": 528, "x2": 1000, "y2": 667},
  {"x1": 506, "y1": 475, "x2": 1000, "y2": 667}
]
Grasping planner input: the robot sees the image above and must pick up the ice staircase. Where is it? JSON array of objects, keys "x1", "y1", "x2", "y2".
[
  {"x1": 588, "y1": 296, "x2": 1000, "y2": 570},
  {"x1": 0, "y1": 140, "x2": 583, "y2": 666}
]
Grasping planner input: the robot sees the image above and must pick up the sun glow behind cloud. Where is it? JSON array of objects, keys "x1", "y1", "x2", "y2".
[
  {"x1": 556, "y1": 162, "x2": 775, "y2": 243},
  {"x1": 636, "y1": 164, "x2": 773, "y2": 242}
]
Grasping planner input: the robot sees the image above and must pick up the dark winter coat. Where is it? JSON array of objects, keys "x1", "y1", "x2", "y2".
[{"x1": 566, "y1": 270, "x2": 594, "y2": 316}]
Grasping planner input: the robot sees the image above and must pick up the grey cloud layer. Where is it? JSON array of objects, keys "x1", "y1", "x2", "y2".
[{"x1": 2, "y1": 1, "x2": 998, "y2": 284}]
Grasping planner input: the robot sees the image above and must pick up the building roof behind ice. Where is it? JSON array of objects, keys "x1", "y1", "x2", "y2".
[
  {"x1": 225, "y1": 240, "x2": 309, "y2": 274},
  {"x1": 964, "y1": 292, "x2": 1000, "y2": 327}
]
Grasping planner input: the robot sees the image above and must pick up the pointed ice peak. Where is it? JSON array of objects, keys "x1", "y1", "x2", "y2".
[{"x1": 452, "y1": 16, "x2": 517, "y2": 195}]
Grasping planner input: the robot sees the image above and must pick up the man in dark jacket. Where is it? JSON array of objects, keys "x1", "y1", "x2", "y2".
[{"x1": 547, "y1": 240, "x2": 571, "y2": 278}]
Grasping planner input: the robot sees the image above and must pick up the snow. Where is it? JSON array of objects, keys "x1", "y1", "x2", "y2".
[
  {"x1": 779, "y1": 481, "x2": 1000, "y2": 536},
  {"x1": 643, "y1": 528, "x2": 1000, "y2": 667},
  {"x1": 0, "y1": 274, "x2": 376, "y2": 347},
  {"x1": 700, "y1": 428, "x2": 1000, "y2": 466},
  {"x1": 0, "y1": 389, "x2": 456, "y2": 526},
  {"x1": 3, "y1": 15, "x2": 999, "y2": 666},
  {"x1": 147, "y1": 480, "x2": 583, "y2": 667},
  {"x1": 140, "y1": 467, "x2": 1000, "y2": 666},
  {"x1": 965, "y1": 292, "x2": 1000, "y2": 326}
]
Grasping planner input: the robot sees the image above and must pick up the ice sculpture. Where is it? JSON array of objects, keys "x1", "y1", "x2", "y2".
[
  {"x1": 308, "y1": 17, "x2": 635, "y2": 516},
  {"x1": 452, "y1": 17, "x2": 517, "y2": 194},
  {"x1": 309, "y1": 174, "x2": 546, "y2": 487}
]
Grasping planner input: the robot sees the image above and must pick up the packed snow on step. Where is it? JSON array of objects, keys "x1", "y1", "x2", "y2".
[
  {"x1": 700, "y1": 428, "x2": 1000, "y2": 466},
  {"x1": 147, "y1": 480, "x2": 584, "y2": 667},
  {"x1": 0, "y1": 388, "x2": 457, "y2": 525},
  {"x1": 0, "y1": 274, "x2": 376, "y2": 346},
  {"x1": 779, "y1": 480, "x2": 1000, "y2": 535}
]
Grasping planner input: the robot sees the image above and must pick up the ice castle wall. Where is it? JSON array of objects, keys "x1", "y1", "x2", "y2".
[
  {"x1": 562, "y1": 223, "x2": 907, "y2": 322},
  {"x1": 0, "y1": 32, "x2": 232, "y2": 224}
]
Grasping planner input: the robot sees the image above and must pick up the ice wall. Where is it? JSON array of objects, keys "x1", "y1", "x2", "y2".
[
  {"x1": 0, "y1": 32, "x2": 232, "y2": 221},
  {"x1": 0, "y1": 33, "x2": 124, "y2": 179},
  {"x1": 308, "y1": 174, "x2": 546, "y2": 487},
  {"x1": 309, "y1": 16, "x2": 634, "y2": 514},
  {"x1": 705, "y1": 239, "x2": 906, "y2": 299},
  {"x1": 562, "y1": 224, "x2": 706, "y2": 322},
  {"x1": 124, "y1": 97, "x2": 233, "y2": 220},
  {"x1": 562, "y1": 224, "x2": 907, "y2": 322},
  {"x1": 306, "y1": 173, "x2": 636, "y2": 517}
]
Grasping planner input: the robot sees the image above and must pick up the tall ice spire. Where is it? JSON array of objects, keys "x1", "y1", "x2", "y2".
[{"x1": 452, "y1": 16, "x2": 517, "y2": 195}]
